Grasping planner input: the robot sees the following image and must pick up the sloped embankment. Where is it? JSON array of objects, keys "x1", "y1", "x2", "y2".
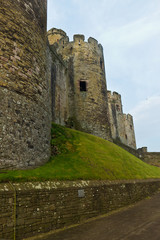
[{"x1": 1, "y1": 123, "x2": 160, "y2": 182}]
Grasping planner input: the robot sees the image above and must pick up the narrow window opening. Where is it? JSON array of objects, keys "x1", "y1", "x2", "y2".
[
  {"x1": 100, "y1": 58, "x2": 103, "y2": 69},
  {"x1": 116, "y1": 104, "x2": 120, "y2": 111},
  {"x1": 80, "y1": 81, "x2": 87, "y2": 91},
  {"x1": 125, "y1": 134, "x2": 128, "y2": 140}
]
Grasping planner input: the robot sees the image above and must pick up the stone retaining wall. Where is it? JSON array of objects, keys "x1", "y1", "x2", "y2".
[
  {"x1": 0, "y1": 180, "x2": 160, "y2": 239},
  {"x1": 141, "y1": 153, "x2": 160, "y2": 167},
  {"x1": 113, "y1": 140, "x2": 139, "y2": 157}
]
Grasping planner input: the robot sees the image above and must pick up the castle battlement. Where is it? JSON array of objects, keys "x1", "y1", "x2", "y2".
[
  {"x1": 73, "y1": 34, "x2": 85, "y2": 42},
  {"x1": 123, "y1": 113, "x2": 133, "y2": 121},
  {"x1": 107, "y1": 91, "x2": 122, "y2": 102},
  {"x1": 47, "y1": 28, "x2": 67, "y2": 38},
  {"x1": 125, "y1": 114, "x2": 133, "y2": 120},
  {"x1": 48, "y1": 28, "x2": 103, "y2": 53}
]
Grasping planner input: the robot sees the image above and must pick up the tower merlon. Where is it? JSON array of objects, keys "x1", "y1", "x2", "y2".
[
  {"x1": 107, "y1": 90, "x2": 122, "y2": 101},
  {"x1": 47, "y1": 28, "x2": 67, "y2": 38},
  {"x1": 98, "y1": 43, "x2": 103, "y2": 51},
  {"x1": 73, "y1": 34, "x2": 85, "y2": 43},
  {"x1": 47, "y1": 28, "x2": 69, "y2": 46},
  {"x1": 88, "y1": 37, "x2": 98, "y2": 45},
  {"x1": 126, "y1": 114, "x2": 133, "y2": 120}
]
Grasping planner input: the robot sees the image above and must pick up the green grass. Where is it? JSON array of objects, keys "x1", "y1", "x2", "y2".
[{"x1": 1, "y1": 123, "x2": 160, "y2": 182}]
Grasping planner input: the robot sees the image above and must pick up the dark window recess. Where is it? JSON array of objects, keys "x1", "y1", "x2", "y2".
[
  {"x1": 100, "y1": 58, "x2": 103, "y2": 69},
  {"x1": 125, "y1": 134, "x2": 128, "y2": 140},
  {"x1": 80, "y1": 81, "x2": 87, "y2": 91},
  {"x1": 116, "y1": 104, "x2": 120, "y2": 111}
]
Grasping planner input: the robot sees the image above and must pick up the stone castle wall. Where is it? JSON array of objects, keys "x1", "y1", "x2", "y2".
[
  {"x1": 48, "y1": 28, "x2": 111, "y2": 140},
  {"x1": 107, "y1": 91, "x2": 136, "y2": 149},
  {"x1": 1, "y1": 180, "x2": 160, "y2": 239},
  {"x1": 137, "y1": 148, "x2": 160, "y2": 167},
  {"x1": 1, "y1": 0, "x2": 155, "y2": 169},
  {"x1": 0, "y1": 0, "x2": 51, "y2": 169},
  {"x1": 47, "y1": 28, "x2": 137, "y2": 146},
  {"x1": 48, "y1": 43, "x2": 70, "y2": 125}
]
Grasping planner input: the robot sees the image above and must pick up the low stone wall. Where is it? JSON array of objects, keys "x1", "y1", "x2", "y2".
[
  {"x1": 1, "y1": 180, "x2": 160, "y2": 239},
  {"x1": 140, "y1": 153, "x2": 160, "y2": 167},
  {"x1": 113, "y1": 140, "x2": 139, "y2": 158}
]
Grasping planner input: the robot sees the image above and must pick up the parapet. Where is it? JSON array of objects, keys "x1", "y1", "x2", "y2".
[
  {"x1": 123, "y1": 114, "x2": 133, "y2": 121},
  {"x1": 107, "y1": 91, "x2": 122, "y2": 101},
  {"x1": 137, "y1": 147, "x2": 148, "y2": 153},
  {"x1": 87, "y1": 37, "x2": 103, "y2": 51},
  {"x1": 73, "y1": 34, "x2": 85, "y2": 43},
  {"x1": 48, "y1": 28, "x2": 103, "y2": 52},
  {"x1": 47, "y1": 28, "x2": 69, "y2": 46},
  {"x1": 47, "y1": 28, "x2": 67, "y2": 38},
  {"x1": 88, "y1": 37, "x2": 98, "y2": 45}
]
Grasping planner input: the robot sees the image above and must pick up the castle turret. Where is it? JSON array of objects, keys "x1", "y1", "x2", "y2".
[
  {"x1": 47, "y1": 28, "x2": 68, "y2": 45},
  {"x1": 48, "y1": 28, "x2": 111, "y2": 140},
  {"x1": 0, "y1": 0, "x2": 51, "y2": 168},
  {"x1": 107, "y1": 91, "x2": 136, "y2": 149}
]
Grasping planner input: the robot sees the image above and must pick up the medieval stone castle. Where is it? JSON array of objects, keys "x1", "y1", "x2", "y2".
[
  {"x1": 1, "y1": 0, "x2": 152, "y2": 170},
  {"x1": 47, "y1": 28, "x2": 136, "y2": 150}
]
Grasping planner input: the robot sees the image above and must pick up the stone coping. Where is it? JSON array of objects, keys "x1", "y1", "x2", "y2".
[{"x1": 1, "y1": 179, "x2": 160, "y2": 192}]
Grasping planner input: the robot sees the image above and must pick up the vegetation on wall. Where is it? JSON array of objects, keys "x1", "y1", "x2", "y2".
[{"x1": 1, "y1": 123, "x2": 160, "y2": 182}]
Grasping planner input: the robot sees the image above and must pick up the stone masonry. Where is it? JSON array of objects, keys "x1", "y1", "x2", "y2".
[
  {"x1": 1, "y1": 180, "x2": 160, "y2": 239},
  {"x1": 48, "y1": 28, "x2": 111, "y2": 140},
  {"x1": 47, "y1": 28, "x2": 136, "y2": 145},
  {"x1": 0, "y1": 0, "x2": 51, "y2": 169},
  {"x1": 1, "y1": 2, "x2": 155, "y2": 169},
  {"x1": 107, "y1": 91, "x2": 136, "y2": 149}
]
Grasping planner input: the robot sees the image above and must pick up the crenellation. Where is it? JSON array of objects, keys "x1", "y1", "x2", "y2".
[
  {"x1": 47, "y1": 28, "x2": 67, "y2": 37},
  {"x1": 107, "y1": 91, "x2": 122, "y2": 101},
  {"x1": 47, "y1": 28, "x2": 68, "y2": 46},
  {"x1": 59, "y1": 36, "x2": 70, "y2": 45},
  {"x1": 126, "y1": 114, "x2": 133, "y2": 120},
  {"x1": 88, "y1": 37, "x2": 98, "y2": 45},
  {"x1": 98, "y1": 43, "x2": 103, "y2": 51},
  {"x1": 73, "y1": 34, "x2": 85, "y2": 43}
]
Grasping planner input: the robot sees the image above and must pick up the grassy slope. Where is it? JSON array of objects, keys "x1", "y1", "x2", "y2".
[{"x1": 1, "y1": 123, "x2": 160, "y2": 182}]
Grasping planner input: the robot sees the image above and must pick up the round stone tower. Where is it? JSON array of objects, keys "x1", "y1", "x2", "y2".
[
  {"x1": 48, "y1": 28, "x2": 111, "y2": 140},
  {"x1": 0, "y1": 0, "x2": 51, "y2": 169}
]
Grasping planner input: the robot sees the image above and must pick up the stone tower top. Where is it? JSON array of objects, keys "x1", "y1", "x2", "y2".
[
  {"x1": 47, "y1": 28, "x2": 103, "y2": 52},
  {"x1": 47, "y1": 28, "x2": 68, "y2": 45}
]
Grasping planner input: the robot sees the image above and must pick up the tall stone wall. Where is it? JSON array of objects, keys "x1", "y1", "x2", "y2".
[
  {"x1": 48, "y1": 28, "x2": 111, "y2": 140},
  {"x1": 107, "y1": 91, "x2": 136, "y2": 149},
  {"x1": 0, "y1": 0, "x2": 51, "y2": 169},
  {"x1": 124, "y1": 114, "x2": 136, "y2": 149},
  {"x1": 48, "y1": 44, "x2": 69, "y2": 125},
  {"x1": 0, "y1": 180, "x2": 160, "y2": 239}
]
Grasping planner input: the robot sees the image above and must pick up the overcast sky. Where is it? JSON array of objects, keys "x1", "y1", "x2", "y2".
[{"x1": 47, "y1": 0, "x2": 160, "y2": 152}]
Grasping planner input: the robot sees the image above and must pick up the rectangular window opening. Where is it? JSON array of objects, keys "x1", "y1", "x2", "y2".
[{"x1": 80, "y1": 81, "x2": 87, "y2": 91}]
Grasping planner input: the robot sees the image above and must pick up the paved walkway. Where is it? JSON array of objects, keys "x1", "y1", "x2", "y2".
[{"x1": 36, "y1": 192, "x2": 160, "y2": 240}]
